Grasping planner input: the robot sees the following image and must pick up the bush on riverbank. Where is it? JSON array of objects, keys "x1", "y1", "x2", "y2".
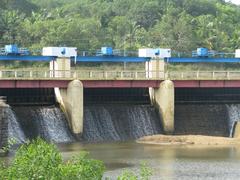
[
  {"x1": 0, "y1": 138, "x2": 105, "y2": 179},
  {"x1": 0, "y1": 138, "x2": 153, "y2": 179}
]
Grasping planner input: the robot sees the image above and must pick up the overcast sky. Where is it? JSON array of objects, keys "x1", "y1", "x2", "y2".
[{"x1": 226, "y1": 0, "x2": 240, "y2": 5}]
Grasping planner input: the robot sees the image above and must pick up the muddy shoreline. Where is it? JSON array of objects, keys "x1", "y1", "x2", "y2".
[{"x1": 137, "y1": 135, "x2": 240, "y2": 146}]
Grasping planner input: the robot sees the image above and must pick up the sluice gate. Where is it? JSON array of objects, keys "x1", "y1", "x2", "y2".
[
  {"x1": 0, "y1": 88, "x2": 55, "y2": 105},
  {"x1": 174, "y1": 88, "x2": 240, "y2": 137},
  {"x1": 84, "y1": 88, "x2": 151, "y2": 104}
]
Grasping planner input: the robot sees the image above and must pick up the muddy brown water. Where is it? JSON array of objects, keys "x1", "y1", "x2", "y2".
[{"x1": 58, "y1": 142, "x2": 240, "y2": 179}]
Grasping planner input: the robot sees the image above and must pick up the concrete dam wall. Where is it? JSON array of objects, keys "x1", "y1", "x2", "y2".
[
  {"x1": 174, "y1": 88, "x2": 240, "y2": 137},
  {"x1": 2, "y1": 86, "x2": 240, "y2": 146},
  {"x1": 0, "y1": 88, "x2": 163, "y2": 144},
  {"x1": 0, "y1": 104, "x2": 162, "y2": 143},
  {"x1": 175, "y1": 104, "x2": 229, "y2": 137}
]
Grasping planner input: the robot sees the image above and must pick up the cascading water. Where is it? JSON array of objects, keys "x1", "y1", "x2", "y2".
[
  {"x1": 6, "y1": 103, "x2": 240, "y2": 143},
  {"x1": 4, "y1": 103, "x2": 161, "y2": 143},
  {"x1": 83, "y1": 104, "x2": 162, "y2": 142},
  {"x1": 226, "y1": 104, "x2": 240, "y2": 137},
  {"x1": 30, "y1": 107, "x2": 75, "y2": 143},
  {"x1": 5, "y1": 107, "x2": 26, "y2": 144},
  {"x1": 12, "y1": 106, "x2": 75, "y2": 143}
]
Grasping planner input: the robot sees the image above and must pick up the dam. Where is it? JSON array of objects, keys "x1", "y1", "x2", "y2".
[
  {"x1": 1, "y1": 85, "x2": 240, "y2": 146},
  {"x1": 1, "y1": 47, "x2": 240, "y2": 146}
]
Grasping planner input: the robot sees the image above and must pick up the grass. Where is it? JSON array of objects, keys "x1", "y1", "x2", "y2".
[
  {"x1": 167, "y1": 63, "x2": 240, "y2": 72},
  {"x1": 1, "y1": 61, "x2": 240, "y2": 72},
  {"x1": 0, "y1": 62, "x2": 146, "y2": 71}
]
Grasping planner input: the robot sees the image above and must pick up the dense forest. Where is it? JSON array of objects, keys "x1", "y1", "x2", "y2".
[{"x1": 0, "y1": 0, "x2": 240, "y2": 53}]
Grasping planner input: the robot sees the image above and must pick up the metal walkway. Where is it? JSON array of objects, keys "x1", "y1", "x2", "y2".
[{"x1": 0, "y1": 70, "x2": 239, "y2": 80}]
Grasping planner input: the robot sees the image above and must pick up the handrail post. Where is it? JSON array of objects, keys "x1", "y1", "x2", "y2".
[
  {"x1": 104, "y1": 71, "x2": 108, "y2": 79},
  {"x1": 135, "y1": 71, "x2": 138, "y2": 79},
  {"x1": 30, "y1": 71, "x2": 33, "y2": 78},
  {"x1": 165, "y1": 71, "x2": 169, "y2": 80},
  {"x1": 89, "y1": 71, "x2": 93, "y2": 78},
  {"x1": 181, "y1": 72, "x2": 184, "y2": 79},
  {"x1": 14, "y1": 71, "x2": 17, "y2": 78},
  {"x1": 197, "y1": 71, "x2": 199, "y2": 79},
  {"x1": 0, "y1": 70, "x2": 2, "y2": 78},
  {"x1": 120, "y1": 71, "x2": 123, "y2": 79},
  {"x1": 227, "y1": 71, "x2": 230, "y2": 80},
  {"x1": 73, "y1": 71, "x2": 77, "y2": 78},
  {"x1": 212, "y1": 72, "x2": 215, "y2": 79}
]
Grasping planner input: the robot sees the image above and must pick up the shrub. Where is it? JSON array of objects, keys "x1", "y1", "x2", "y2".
[
  {"x1": 0, "y1": 138, "x2": 152, "y2": 180},
  {"x1": 0, "y1": 138, "x2": 105, "y2": 180},
  {"x1": 117, "y1": 162, "x2": 153, "y2": 180},
  {"x1": 59, "y1": 152, "x2": 105, "y2": 180}
]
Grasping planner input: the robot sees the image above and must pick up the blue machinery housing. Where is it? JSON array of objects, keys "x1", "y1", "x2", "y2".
[{"x1": 0, "y1": 46, "x2": 239, "y2": 63}]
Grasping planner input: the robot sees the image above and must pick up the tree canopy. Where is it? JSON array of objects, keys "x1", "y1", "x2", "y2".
[{"x1": 0, "y1": 0, "x2": 240, "y2": 53}]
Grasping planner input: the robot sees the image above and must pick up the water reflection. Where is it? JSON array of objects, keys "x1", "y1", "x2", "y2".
[{"x1": 58, "y1": 142, "x2": 240, "y2": 179}]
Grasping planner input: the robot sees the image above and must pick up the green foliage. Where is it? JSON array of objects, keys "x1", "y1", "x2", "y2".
[
  {"x1": 58, "y1": 152, "x2": 105, "y2": 180},
  {"x1": 1, "y1": 0, "x2": 240, "y2": 53},
  {"x1": 117, "y1": 162, "x2": 153, "y2": 180},
  {"x1": 0, "y1": 138, "x2": 17, "y2": 153},
  {"x1": 0, "y1": 138, "x2": 154, "y2": 179},
  {"x1": 0, "y1": 138, "x2": 105, "y2": 180}
]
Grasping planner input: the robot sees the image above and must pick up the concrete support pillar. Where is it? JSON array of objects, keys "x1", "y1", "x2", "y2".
[
  {"x1": 0, "y1": 103, "x2": 9, "y2": 150},
  {"x1": 232, "y1": 122, "x2": 240, "y2": 138},
  {"x1": 55, "y1": 80, "x2": 83, "y2": 137},
  {"x1": 152, "y1": 80, "x2": 174, "y2": 134},
  {"x1": 50, "y1": 57, "x2": 71, "y2": 78},
  {"x1": 66, "y1": 80, "x2": 83, "y2": 136},
  {"x1": 145, "y1": 58, "x2": 165, "y2": 79}
]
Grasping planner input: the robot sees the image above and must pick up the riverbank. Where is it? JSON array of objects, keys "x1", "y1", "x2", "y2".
[{"x1": 137, "y1": 135, "x2": 240, "y2": 146}]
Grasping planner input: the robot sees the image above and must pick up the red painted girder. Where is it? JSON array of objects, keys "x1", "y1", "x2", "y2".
[
  {"x1": 0, "y1": 80, "x2": 69, "y2": 88},
  {"x1": 174, "y1": 80, "x2": 240, "y2": 88},
  {"x1": 82, "y1": 80, "x2": 162, "y2": 88},
  {"x1": 0, "y1": 80, "x2": 163, "y2": 88},
  {"x1": 2, "y1": 80, "x2": 240, "y2": 88}
]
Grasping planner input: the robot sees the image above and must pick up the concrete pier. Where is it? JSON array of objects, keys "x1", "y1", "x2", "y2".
[
  {"x1": 50, "y1": 57, "x2": 71, "y2": 78},
  {"x1": 233, "y1": 122, "x2": 240, "y2": 138},
  {"x1": 145, "y1": 58, "x2": 165, "y2": 79},
  {"x1": 0, "y1": 104, "x2": 9, "y2": 149},
  {"x1": 55, "y1": 80, "x2": 83, "y2": 137},
  {"x1": 151, "y1": 80, "x2": 175, "y2": 134}
]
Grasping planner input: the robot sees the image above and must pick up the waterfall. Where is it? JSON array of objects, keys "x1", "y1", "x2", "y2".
[
  {"x1": 4, "y1": 104, "x2": 161, "y2": 143},
  {"x1": 12, "y1": 106, "x2": 75, "y2": 143},
  {"x1": 5, "y1": 107, "x2": 26, "y2": 144},
  {"x1": 83, "y1": 104, "x2": 162, "y2": 142},
  {"x1": 29, "y1": 107, "x2": 75, "y2": 143},
  {"x1": 226, "y1": 104, "x2": 240, "y2": 137}
]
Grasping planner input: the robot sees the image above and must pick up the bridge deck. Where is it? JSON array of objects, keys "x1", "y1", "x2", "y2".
[
  {"x1": 0, "y1": 70, "x2": 240, "y2": 88},
  {"x1": 0, "y1": 70, "x2": 239, "y2": 80}
]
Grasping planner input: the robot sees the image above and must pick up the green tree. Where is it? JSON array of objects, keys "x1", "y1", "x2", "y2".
[
  {"x1": 0, "y1": 138, "x2": 105, "y2": 180},
  {"x1": 148, "y1": 10, "x2": 196, "y2": 51}
]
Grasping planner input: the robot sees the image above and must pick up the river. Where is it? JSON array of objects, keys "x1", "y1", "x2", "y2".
[
  {"x1": 58, "y1": 142, "x2": 240, "y2": 179},
  {"x1": 2, "y1": 104, "x2": 240, "y2": 179}
]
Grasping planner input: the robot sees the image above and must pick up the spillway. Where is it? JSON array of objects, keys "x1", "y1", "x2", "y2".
[
  {"x1": 12, "y1": 106, "x2": 75, "y2": 143},
  {"x1": 175, "y1": 104, "x2": 229, "y2": 137},
  {"x1": 174, "y1": 104, "x2": 240, "y2": 137},
  {"x1": 226, "y1": 104, "x2": 240, "y2": 137},
  {"x1": 4, "y1": 102, "x2": 240, "y2": 144},
  {"x1": 6, "y1": 107, "x2": 26, "y2": 144},
  {"x1": 1, "y1": 104, "x2": 162, "y2": 144},
  {"x1": 83, "y1": 104, "x2": 162, "y2": 142}
]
